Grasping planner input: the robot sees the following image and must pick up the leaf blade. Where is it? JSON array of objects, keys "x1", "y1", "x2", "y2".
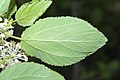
[
  {"x1": 0, "y1": 62, "x2": 65, "y2": 80},
  {"x1": 21, "y1": 17, "x2": 107, "y2": 66},
  {"x1": 0, "y1": 0, "x2": 10, "y2": 16},
  {"x1": 15, "y1": 0, "x2": 52, "y2": 26}
]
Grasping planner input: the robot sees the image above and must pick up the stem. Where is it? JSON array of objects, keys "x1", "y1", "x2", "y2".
[
  {"x1": 10, "y1": 36, "x2": 22, "y2": 40},
  {"x1": 12, "y1": 20, "x2": 17, "y2": 23},
  {"x1": 3, "y1": 32, "x2": 22, "y2": 40}
]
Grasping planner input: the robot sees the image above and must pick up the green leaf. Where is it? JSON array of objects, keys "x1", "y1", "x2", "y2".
[
  {"x1": 5, "y1": 0, "x2": 17, "y2": 19},
  {"x1": 0, "y1": 0, "x2": 10, "y2": 16},
  {"x1": 15, "y1": 0, "x2": 52, "y2": 26},
  {"x1": 0, "y1": 62, "x2": 65, "y2": 80},
  {"x1": 21, "y1": 17, "x2": 107, "y2": 66}
]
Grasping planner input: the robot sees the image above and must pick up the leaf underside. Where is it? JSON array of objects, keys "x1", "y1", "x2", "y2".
[
  {"x1": 0, "y1": 62, "x2": 65, "y2": 80},
  {"x1": 0, "y1": 0, "x2": 10, "y2": 16},
  {"x1": 15, "y1": 0, "x2": 52, "y2": 26},
  {"x1": 21, "y1": 17, "x2": 107, "y2": 66}
]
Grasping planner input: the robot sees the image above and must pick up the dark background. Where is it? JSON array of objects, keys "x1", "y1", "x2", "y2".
[{"x1": 15, "y1": 0, "x2": 120, "y2": 80}]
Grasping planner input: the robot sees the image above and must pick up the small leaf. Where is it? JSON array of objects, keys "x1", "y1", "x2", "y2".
[
  {"x1": 0, "y1": 62, "x2": 65, "y2": 80},
  {"x1": 0, "y1": 0, "x2": 10, "y2": 16},
  {"x1": 5, "y1": 0, "x2": 17, "y2": 19},
  {"x1": 21, "y1": 17, "x2": 107, "y2": 66},
  {"x1": 15, "y1": 0, "x2": 52, "y2": 26}
]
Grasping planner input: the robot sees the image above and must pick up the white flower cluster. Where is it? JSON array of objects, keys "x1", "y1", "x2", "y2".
[
  {"x1": 0, "y1": 17, "x2": 28, "y2": 69},
  {"x1": 0, "y1": 41, "x2": 28, "y2": 68},
  {"x1": 0, "y1": 17, "x2": 14, "y2": 40}
]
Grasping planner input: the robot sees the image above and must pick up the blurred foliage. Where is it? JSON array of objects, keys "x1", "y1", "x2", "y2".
[{"x1": 79, "y1": 60, "x2": 119, "y2": 80}]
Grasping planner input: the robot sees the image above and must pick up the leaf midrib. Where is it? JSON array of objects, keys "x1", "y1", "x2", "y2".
[{"x1": 23, "y1": 39, "x2": 96, "y2": 43}]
